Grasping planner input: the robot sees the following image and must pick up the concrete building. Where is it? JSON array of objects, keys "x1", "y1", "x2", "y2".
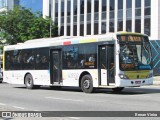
[
  {"x1": 42, "y1": 0, "x2": 159, "y2": 40},
  {"x1": 0, "y1": 0, "x2": 18, "y2": 12}
]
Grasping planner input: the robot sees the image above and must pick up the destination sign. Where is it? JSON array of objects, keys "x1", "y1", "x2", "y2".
[
  {"x1": 121, "y1": 64, "x2": 135, "y2": 69},
  {"x1": 118, "y1": 35, "x2": 144, "y2": 42}
]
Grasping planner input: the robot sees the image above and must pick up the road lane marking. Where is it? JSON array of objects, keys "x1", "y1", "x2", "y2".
[
  {"x1": 33, "y1": 110, "x2": 40, "y2": 111},
  {"x1": 69, "y1": 117, "x2": 80, "y2": 120},
  {"x1": 12, "y1": 106, "x2": 25, "y2": 110},
  {"x1": 61, "y1": 115, "x2": 80, "y2": 120},
  {"x1": 0, "y1": 103, "x2": 6, "y2": 106},
  {"x1": 45, "y1": 97, "x2": 84, "y2": 102}
]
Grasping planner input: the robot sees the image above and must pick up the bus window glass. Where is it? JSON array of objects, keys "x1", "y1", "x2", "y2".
[
  {"x1": 63, "y1": 46, "x2": 79, "y2": 69},
  {"x1": 13, "y1": 50, "x2": 22, "y2": 70},
  {"x1": 21, "y1": 49, "x2": 34, "y2": 70},
  {"x1": 5, "y1": 48, "x2": 49, "y2": 70},
  {"x1": 78, "y1": 44, "x2": 97, "y2": 69},
  {"x1": 35, "y1": 48, "x2": 49, "y2": 70},
  {"x1": 5, "y1": 51, "x2": 13, "y2": 70}
]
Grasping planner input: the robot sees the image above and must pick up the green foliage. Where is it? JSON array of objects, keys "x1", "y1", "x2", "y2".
[{"x1": 0, "y1": 7, "x2": 58, "y2": 45}]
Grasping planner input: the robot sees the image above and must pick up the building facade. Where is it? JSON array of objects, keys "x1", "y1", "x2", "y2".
[
  {"x1": 43, "y1": 0, "x2": 160, "y2": 40},
  {"x1": 0, "y1": 0, "x2": 18, "y2": 11},
  {"x1": 0, "y1": 0, "x2": 7, "y2": 10}
]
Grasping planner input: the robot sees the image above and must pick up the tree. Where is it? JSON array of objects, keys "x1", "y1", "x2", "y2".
[{"x1": 0, "y1": 7, "x2": 58, "y2": 45}]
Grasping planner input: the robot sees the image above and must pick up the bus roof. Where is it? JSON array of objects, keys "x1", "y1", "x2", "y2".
[
  {"x1": 4, "y1": 33, "x2": 116, "y2": 50},
  {"x1": 116, "y1": 31, "x2": 148, "y2": 36},
  {"x1": 4, "y1": 32, "x2": 148, "y2": 51}
]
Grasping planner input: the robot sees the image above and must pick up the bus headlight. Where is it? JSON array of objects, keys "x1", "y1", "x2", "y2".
[{"x1": 119, "y1": 74, "x2": 129, "y2": 79}]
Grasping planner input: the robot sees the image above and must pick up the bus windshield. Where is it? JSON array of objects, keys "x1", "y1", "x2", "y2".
[{"x1": 118, "y1": 35, "x2": 152, "y2": 71}]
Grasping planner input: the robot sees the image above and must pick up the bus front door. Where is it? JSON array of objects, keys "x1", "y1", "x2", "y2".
[
  {"x1": 50, "y1": 50, "x2": 62, "y2": 85},
  {"x1": 99, "y1": 45, "x2": 115, "y2": 86}
]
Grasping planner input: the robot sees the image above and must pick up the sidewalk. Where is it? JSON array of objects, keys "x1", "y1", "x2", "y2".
[{"x1": 153, "y1": 76, "x2": 160, "y2": 86}]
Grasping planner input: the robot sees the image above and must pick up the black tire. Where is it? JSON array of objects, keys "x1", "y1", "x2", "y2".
[
  {"x1": 81, "y1": 75, "x2": 94, "y2": 93},
  {"x1": 112, "y1": 87, "x2": 124, "y2": 92},
  {"x1": 25, "y1": 74, "x2": 34, "y2": 89}
]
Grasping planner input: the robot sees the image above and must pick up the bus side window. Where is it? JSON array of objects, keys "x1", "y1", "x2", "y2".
[
  {"x1": 5, "y1": 52, "x2": 12, "y2": 70},
  {"x1": 35, "y1": 48, "x2": 49, "y2": 70},
  {"x1": 78, "y1": 44, "x2": 97, "y2": 69},
  {"x1": 63, "y1": 46, "x2": 78, "y2": 69}
]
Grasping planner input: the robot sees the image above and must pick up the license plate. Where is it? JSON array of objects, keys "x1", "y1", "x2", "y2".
[{"x1": 135, "y1": 81, "x2": 141, "y2": 84}]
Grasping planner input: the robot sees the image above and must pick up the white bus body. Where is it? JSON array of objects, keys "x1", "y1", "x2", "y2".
[{"x1": 3, "y1": 32, "x2": 153, "y2": 93}]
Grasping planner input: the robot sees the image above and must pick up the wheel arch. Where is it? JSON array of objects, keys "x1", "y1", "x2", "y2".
[
  {"x1": 24, "y1": 72, "x2": 32, "y2": 84},
  {"x1": 79, "y1": 71, "x2": 92, "y2": 87}
]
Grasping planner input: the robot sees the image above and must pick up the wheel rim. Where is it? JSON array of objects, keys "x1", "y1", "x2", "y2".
[
  {"x1": 83, "y1": 79, "x2": 90, "y2": 89},
  {"x1": 26, "y1": 77, "x2": 32, "y2": 86}
]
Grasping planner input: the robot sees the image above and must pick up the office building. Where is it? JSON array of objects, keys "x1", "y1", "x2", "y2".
[{"x1": 42, "y1": 0, "x2": 159, "y2": 40}]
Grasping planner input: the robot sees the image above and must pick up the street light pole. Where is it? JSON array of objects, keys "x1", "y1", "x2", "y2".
[
  {"x1": 49, "y1": 0, "x2": 52, "y2": 38},
  {"x1": 50, "y1": 18, "x2": 52, "y2": 38}
]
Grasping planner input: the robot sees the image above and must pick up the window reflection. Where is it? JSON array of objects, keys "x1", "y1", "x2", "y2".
[
  {"x1": 87, "y1": 0, "x2": 91, "y2": 13},
  {"x1": 145, "y1": 0, "x2": 151, "y2": 7},
  {"x1": 110, "y1": 0, "x2": 115, "y2": 11},
  {"x1": 67, "y1": 0, "x2": 71, "y2": 16},
  {"x1": 94, "y1": 23, "x2": 98, "y2": 35},
  {"x1": 126, "y1": 20, "x2": 132, "y2": 32},
  {"x1": 63, "y1": 44, "x2": 97, "y2": 69},
  {"x1": 127, "y1": 0, "x2": 132, "y2": 8},
  {"x1": 144, "y1": 18, "x2": 150, "y2": 36},
  {"x1": 102, "y1": 22, "x2": 106, "y2": 34},
  {"x1": 118, "y1": 21, "x2": 123, "y2": 31},
  {"x1": 135, "y1": 19, "x2": 141, "y2": 33},
  {"x1": 145, "y1": 8, "x2": 151, "y2": 15},
  {"x1": 109, "y1": 21, "x2": 114, "y2": 32},
  {"x1": 5, "y1": 48, "x2": 49, "y2": 70},
  {"x1": 136, "y1": 0, "x2": 141, "y2": 8},
  {"x1": 80, "y1": 0, "x2": 84, "y2": 14},
  {"x1": 118, "y1": 0, "x2": 123, "y2": 10},
  {"x1": 135, "y1": 9, "x2": 141, "y2": 16},
  {"x1": 102, "y1": 0, "x2": 107, "y2": 12},
  {"x1": 94, "y1": 0, "x2": 99, "y2": 12}
]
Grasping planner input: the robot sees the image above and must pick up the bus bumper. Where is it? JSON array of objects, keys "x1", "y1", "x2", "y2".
[{"x1": 116, "y1": 77, "x2": 153, "y2": 87}]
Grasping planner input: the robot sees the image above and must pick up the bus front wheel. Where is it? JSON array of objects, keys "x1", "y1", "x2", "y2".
[
  {"x1": 25, "y1": 74, "x2": 34, "y2": 89},
  {"x1": 81, "y1": 75, "x2": 94, "y2": 93}
]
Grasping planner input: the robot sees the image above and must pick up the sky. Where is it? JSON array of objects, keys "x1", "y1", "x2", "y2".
[{"x1": 19, "y1": 0, "x2": 42, "y2": 13}]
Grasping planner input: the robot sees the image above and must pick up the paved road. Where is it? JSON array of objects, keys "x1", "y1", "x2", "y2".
[{"x1": 0, "y1": 83, "x2": 160, "y2": 120}]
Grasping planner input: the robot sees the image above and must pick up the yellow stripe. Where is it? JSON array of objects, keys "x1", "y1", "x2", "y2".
[
  {"x1": 79, "y1": 39, "x2": 97, "y2": 43},
  {"x1": 125, "y1": 70, "x2": 149, "y2": 79}
]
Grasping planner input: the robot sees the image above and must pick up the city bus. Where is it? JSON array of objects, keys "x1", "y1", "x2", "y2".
[{"x1": 3, "y1": 32, "x2": 153, "y2": 93}]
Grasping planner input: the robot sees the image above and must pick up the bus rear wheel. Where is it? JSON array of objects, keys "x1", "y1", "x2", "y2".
[
  {"x1": 25, "y1": 74, "x2": 34, "y2": 89},
  {"x1": 81, "y1": 75, "x2": 94, "y2": 93},
  {"x1": 112, "y1": 87, "x2": 124, "y2": 92}
]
